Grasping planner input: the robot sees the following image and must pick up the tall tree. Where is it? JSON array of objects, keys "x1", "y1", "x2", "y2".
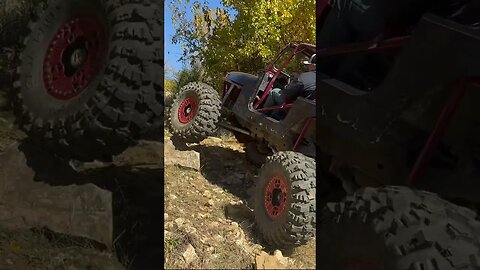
[{"x1": 169, "y1": 0, "x2": 316, "y2": 88}]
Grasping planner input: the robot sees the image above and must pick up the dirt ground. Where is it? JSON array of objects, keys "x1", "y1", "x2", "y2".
[
  {"x1": 0, "y1": 107, "x2": 167, "y2": 270},
  {"x1": 164, "y1": 130, "x2": 316, "y2": 269},
  {"x1": 0, "y1": 108, "x2": 126, "y2": 270}
]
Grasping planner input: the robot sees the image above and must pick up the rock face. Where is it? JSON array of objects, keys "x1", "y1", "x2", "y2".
[
  {"x1": 255, "y1": 250, "x2": 291, "y2": 269},
  {"x1": 68, "y1": 141, "x2": 163, "y2": 173},
  {"x1": 0, "y1": 143, "x2": 113, "y2": 247},
  {"x1": 113, "y1": 140, "x2": 163, "y2": 168},
  {"x1": 164, "y1": 138, "x2": 201, "y2": 170}
]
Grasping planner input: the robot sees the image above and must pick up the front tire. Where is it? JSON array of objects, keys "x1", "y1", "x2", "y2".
[
  {"x1": 13, "y1": 0, "x2": 164, "y2": 161},
  {"x1": 318, "y1": 186, "x2": 480, "y2": 270},
  {"x1": 254, "y1": 151, "x2": 316, "y2": 249},
  {"x1": 168, "y1": 82, "x2": 221, "y2": 143}
]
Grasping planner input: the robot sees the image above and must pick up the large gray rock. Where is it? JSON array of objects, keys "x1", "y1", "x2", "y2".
[
  {"x1": 69, "y1": 140, "x2": 163, "y2": 172},
  {"x1": 113, "y1": 140, "x2": 163, "y2": 168},
  {"x1": 182, "y1": 244, "x2": 198, "y2": 265},
  {"x1": 164, "y1": 138, "x2": 200, "y2": 170},
  {"x1": 0, "y1": 143, "x2": 113, "y2": 248},
  {"x1": 255, "y1": 250, "x2": 291, "y2": 269}
]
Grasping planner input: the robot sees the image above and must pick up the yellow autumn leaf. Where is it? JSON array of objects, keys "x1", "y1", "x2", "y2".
[{"x1": 170, "y1": 0, "x2": 315, "y2": 88}]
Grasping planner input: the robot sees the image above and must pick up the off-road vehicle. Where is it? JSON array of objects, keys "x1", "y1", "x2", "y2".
[
  {"x1": 11, "y1": 0, "x2": 164, "y2": 161},
  {"x1": 169, "y1": 43, "x2": 317, "y2": 249},
  {"x1": 170, "y1": 3, "x2": 480, "y2": 268}
]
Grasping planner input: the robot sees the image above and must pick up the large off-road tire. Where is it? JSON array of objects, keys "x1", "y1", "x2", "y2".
[
  {"x1": 318, "y1": 186, "x2": 480, "y2": 270},
  {"x1": 168, "y1": 82, "x2": 221, "y2": 143},
  {"x1": 12, "y1": 0, "x2": 163, "y2": 161},
  {"x1": 254, "y1": 151, "x2": 316, "y2": 248},
  {"x1": 245, "y1": 142, "x2": 272, "y2": 167}
]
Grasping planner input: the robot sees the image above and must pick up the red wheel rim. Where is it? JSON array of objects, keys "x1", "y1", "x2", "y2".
[
  {"x1": 43, "y1": 13, "x2": 108, "y2": 100},
  {"x1": 178, "y1": 96, "x2": 198, "y2": 124},
  {"x1": 264, "y1": 175, "x2": 288, "y2": 219}
]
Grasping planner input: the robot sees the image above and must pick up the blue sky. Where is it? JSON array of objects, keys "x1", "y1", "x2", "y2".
[{"x1": 165, "y1": 0, "x2": 228, "y2": 79}]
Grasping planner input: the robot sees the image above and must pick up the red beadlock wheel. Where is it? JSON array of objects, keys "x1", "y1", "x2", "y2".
[
  {"x1": 43, "y1": 14, "x2": 108, "y2": 100},
  {"x1": 264, "y1": 175, "x2": 288, "y2": 219},
  {"x1": 13, "y1": 0, "x2": 163, "y2": 161},
  {"x1": 254, "y1": 151, "x2": 316, "y2": 249},
  {"x1": 168, "y1": 82, "x2": 222, "y2": 143},
  {"x1": 177, "y1": 96, "x2": 198, "y2": 124}
]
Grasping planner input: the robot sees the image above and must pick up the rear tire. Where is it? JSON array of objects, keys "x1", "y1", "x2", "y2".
[
  {"x1": 254, "y1": 151, "x2": 316, "y2": 249},
  {"x1": 168, "y1": 82, "x2": 221, "y2": 143},
  {"x1": 12, "y1": 0, "x2": 164, "y2": 161},
  {"x1": 318, "y1": 186, "x2": 480, "y2": 270}
]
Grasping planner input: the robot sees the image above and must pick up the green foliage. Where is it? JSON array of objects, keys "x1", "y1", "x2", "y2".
[
  {"x1": 165, "y1": 79, "x2": 177, "y2": 94},
  {"x1": 169, "y1": 0, "x2": 316, "y2": 89},
  {"x1": 176, "y1": 62, "x2": 205, "y2": 89},
  {"x1": 168, "y1": 62, "x2": 206, "y2": 96},
  {"x1": 164, "y1": 237, "x2": 180, "y2": 253}
]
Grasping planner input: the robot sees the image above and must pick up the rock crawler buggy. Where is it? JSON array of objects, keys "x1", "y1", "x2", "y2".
[
  {"x1": 169, "y1": 43, "x2": 317, "y2": 249},
  {"x1": 11, "y1": 0, "x2": 164, "y2": 161},
  {"x1": 170, "y1": 3, "x2": 480, "y2": 268}
]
